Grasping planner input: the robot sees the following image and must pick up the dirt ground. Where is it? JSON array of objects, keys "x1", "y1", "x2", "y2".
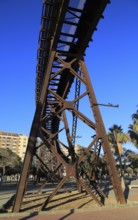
[{"x1": 0, "y1": 180, "x2": 138, "y2": 219}]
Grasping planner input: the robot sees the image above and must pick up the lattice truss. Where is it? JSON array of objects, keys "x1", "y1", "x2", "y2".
[
  {"x1": 35, "y1": 53, "x2": 107, "y2": 209},
  {"x1": 12, "y1": 0, "x2": 126, "y2": 212}
]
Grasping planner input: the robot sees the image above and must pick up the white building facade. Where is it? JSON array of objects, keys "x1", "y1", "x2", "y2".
[{"x1": 0, "y1": 131, "x2": 28, "y2": 161}]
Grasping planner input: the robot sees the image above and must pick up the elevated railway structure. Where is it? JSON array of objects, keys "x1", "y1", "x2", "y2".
[{"x1": 13, "y1": 0, "x2": 126, "y2": 212}]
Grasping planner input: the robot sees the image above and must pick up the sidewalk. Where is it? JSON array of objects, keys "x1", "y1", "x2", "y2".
[{"x1": 0, "y1": 205, "x2": 138, "y2": 220}]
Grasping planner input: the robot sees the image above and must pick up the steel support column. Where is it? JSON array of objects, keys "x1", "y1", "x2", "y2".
[
  {"x1": 79, "y1": 59, "x2": 126, "y2": 204},
  {"x1": 12, "y1": 50, "x2": 56, "y2": 212}
]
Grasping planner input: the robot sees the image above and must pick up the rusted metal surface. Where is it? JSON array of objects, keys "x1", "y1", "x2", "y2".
[{"x1": 13, "y1": 0, "x2": 126, "y2": 213}]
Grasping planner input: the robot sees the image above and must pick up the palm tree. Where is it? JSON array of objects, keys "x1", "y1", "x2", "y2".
[
  {"x1": 128, "y1": 109, "x2": 138, "y2": 149},
  {"x1": 108, "y1": 125, "x2": 130, "y2": 154},
  {"x1": 108, "y1": 124, "x2": 130, "y2": 190}
]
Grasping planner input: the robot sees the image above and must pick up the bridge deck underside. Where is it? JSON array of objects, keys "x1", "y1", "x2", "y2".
[{"x1": 36, "y1": 0, "x2": 110, "y2": 133}]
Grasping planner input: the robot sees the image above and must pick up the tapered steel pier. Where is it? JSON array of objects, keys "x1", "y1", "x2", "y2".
[{"x1": 13, "y1": 0, "x2": 126, "y2": 212}]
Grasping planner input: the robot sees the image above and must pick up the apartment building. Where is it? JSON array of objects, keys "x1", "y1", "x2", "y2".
[{"x1": 0, "y1": 131, "x2": 28, "y2": 161}]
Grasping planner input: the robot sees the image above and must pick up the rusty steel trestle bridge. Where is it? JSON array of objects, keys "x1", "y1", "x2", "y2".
[{"x1": 12, "y1": 0, "x2": 126, "y2": 212}]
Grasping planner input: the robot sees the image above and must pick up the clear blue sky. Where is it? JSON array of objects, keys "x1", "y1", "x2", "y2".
[{"x1": 0, "y1": 1, "x2": 138, "y2": 152}]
